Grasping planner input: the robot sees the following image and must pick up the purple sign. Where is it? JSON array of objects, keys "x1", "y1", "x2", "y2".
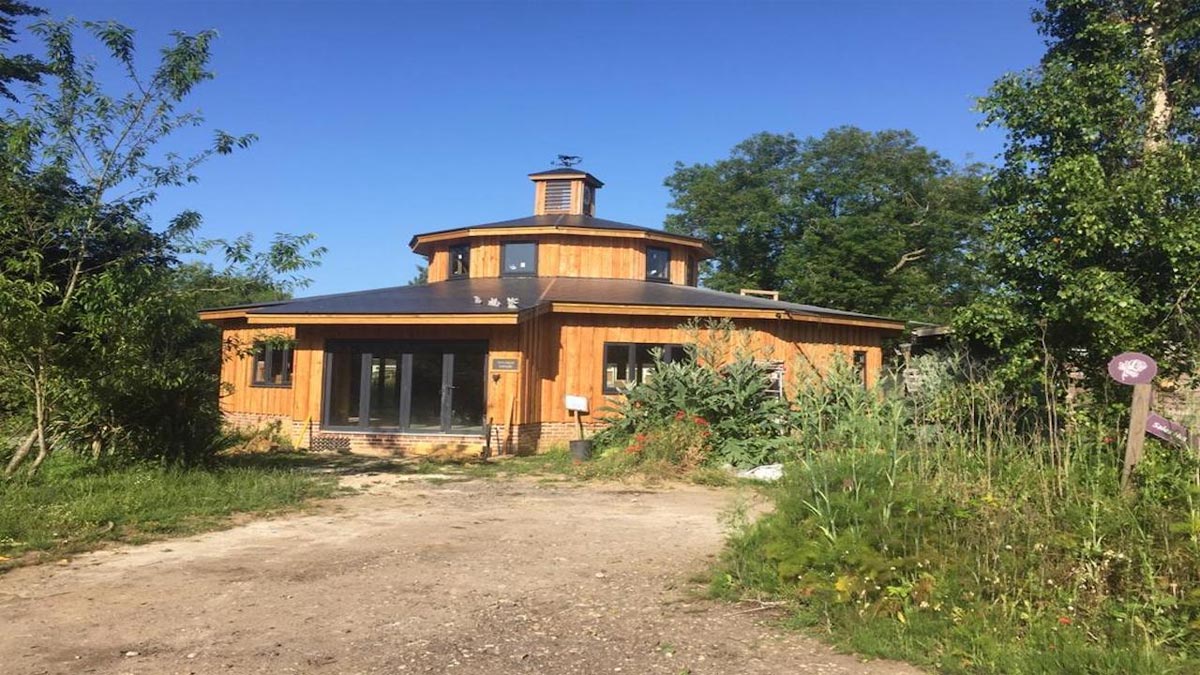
[
  {"x1": 1147, "y1": 413, "x2": 1190, "y2": 446},
  {"x1": 1107, "y1": 352, "x2": 1158, "y2": 385}
]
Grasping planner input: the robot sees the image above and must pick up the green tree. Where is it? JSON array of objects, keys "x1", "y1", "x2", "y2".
[
  {"x1": 0, "y1": 18, "x2": 323, "y2": 474},
  {"x1": 0, "y1": 1, "x2": 45, "y2": 100},
  {"x1": 664, "y1": 127, "x2": 987, "y2": 322},
  {"x1": 957, "y1": 0, "x2": 1200, "y2": 384}
]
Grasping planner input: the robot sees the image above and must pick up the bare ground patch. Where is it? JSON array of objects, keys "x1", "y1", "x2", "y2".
[{"x1": 0, "y1": 471, "x2": 919, "y2": 674}]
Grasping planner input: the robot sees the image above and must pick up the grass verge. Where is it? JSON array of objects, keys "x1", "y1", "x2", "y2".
[
  {"x1": 0, "y1": 452, "x2": 337, "y2": 569},
  {"x1": 711, "y1": 445, "x2": 1200, "y2": 674}
]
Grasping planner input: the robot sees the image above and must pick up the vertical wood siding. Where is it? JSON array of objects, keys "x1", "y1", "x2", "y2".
[
  {"x1": 219, "y1": 315, "x2": 892, "y2": 431},
  {"x1": 425, "y1": 236, "x2": 695, "y2": 284},
  {"x1": 218, "y1": 324, "x2": 297, "y2": 416},
  {"x1": 530, "y1": 314, "x2": 888, "y2": 423}
]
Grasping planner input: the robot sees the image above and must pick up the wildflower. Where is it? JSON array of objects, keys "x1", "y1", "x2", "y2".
[
  {"x1": 693, "y1": 416, "x2": 709, "y2": 426},
  {"x1": 1058, "y1": 616, "x2": 1072, "y2": 626},
  {"x1": 635, "y1": 433, "x2": 648, "y2": 442},
  {"x1": 674, "y1": 410, "x2": 686, "y2": 421}
]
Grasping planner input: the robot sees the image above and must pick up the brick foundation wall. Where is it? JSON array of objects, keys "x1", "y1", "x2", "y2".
[
  {"x1": 515, "y1": 422, "x2": 605, "y2": 454},
  {"x1": 223, "y1": 411, "x2": 313, "y2": 449},
  {"x1": 310, "y1": 431, "x2": 488, "y2": 459},
  {"x1": 222, "y1": 412, "x2": 610, "y2": 459}
]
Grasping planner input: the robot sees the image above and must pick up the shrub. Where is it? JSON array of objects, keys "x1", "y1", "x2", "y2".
[{"x1": 592, "y1": 353, "x2": 795, "y2": 469}]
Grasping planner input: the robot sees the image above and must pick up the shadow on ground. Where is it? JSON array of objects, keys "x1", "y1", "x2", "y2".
[{"x1": 220, "y1": 450, "x2": 567, "y2": 479}]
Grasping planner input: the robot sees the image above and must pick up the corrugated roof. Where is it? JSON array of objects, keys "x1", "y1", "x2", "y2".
[{"x1": 224, "y1": 276, "x2": 901, "y2": 326}]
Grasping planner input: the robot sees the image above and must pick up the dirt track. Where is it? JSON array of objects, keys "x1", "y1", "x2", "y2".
[{"x1": 0, "y1": 471, "x2": 918, "y2": 674}]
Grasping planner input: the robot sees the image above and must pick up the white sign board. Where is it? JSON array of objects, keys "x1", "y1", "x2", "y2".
[{"x1": 565, "y1": 395, "x2": 589, "y2": 414}]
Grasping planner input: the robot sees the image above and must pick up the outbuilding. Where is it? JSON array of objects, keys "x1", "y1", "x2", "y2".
[{"x1": 200, "y1": 168, "x2": 905, "y2": 456}]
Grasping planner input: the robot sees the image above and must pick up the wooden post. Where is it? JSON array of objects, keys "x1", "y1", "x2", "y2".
[
  {"x1": 1121, "y1": 383, "x2": 1153, "y2": 490},
  {"x1": 574, "y1": 410, "x2": 584, "y2": 441}
]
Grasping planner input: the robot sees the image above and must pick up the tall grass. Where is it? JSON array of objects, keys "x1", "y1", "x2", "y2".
[{"x1": 716, "y1": 355, "x2": 1200, "y2": 673}]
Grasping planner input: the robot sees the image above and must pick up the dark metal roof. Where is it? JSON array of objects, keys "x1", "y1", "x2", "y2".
[
  {"x1": 232, "y1": 277, "x2": 902, "y2": 326},
  {"x1": 527, "y1": 167, "x2": 604, "y2": 186},
  {"x1": 408, "y1": 214, "x2": 710, "y2": 251}
]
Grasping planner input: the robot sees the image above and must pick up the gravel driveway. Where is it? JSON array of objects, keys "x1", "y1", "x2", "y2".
[{"x1": 0, "y1": 470, "x2": 919, "y2": 674}]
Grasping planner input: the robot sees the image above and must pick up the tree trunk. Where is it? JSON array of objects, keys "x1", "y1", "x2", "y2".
[
  {"x1": 1142, "y1": 2, "x2": 1172, "y2": 153},
  {"x1": 28, "y1": 425, "x2": 50, "y2": 474},
  {"x1": 3, "y1": 429, "x2": 38, "y2": 477},
  {"x1": 19, "y1": 355, "x2": 54, "y2": 477}
]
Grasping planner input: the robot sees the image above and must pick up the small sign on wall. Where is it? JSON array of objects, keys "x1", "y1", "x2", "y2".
[{"x1": 491, "y1": 358, "x2": 519, "y2": 372}]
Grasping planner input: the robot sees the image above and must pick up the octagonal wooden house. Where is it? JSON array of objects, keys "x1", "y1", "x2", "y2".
[{"x1": 200, "y1": 168, "x2": 905, "y2": 456}]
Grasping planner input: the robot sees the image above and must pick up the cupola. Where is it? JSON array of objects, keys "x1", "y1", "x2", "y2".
[{"x1": 529, "y1": 161, "x2": 604, "y2": 217}]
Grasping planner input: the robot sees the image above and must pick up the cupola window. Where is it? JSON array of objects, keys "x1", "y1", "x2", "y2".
[
  {"x1": 502, "y1": 242, "x2": 538, "y2": 276},
  {"x1": 543, "y1": 180, "x2": 572, "y2": 213}
]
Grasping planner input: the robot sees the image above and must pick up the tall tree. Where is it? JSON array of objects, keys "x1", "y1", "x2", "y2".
[
  {"x1": 957, "y1": 0, "x2": 1200, "y2": 384},
  {"x1": 0, "y1": 1, "x2": 44, "y2": 100},
  {"x1": 664, "y1": 128, "x2": 987, "y2": 322},
  {"x1": 0, "y1": 19, "x2": 323, "y2": 474}
]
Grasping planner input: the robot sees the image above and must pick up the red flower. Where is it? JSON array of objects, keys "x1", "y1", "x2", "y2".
[
  {"x1": 674, "y1": 410, "x2": 686, "y2": 421},
  {"x1": 1058, "y1": 616, "x2": 1072, "y2": 626},
  {"x1": 635, "y1": 433, "x2": 648, "y2": 442},
  {"x1": 693, "y1": 416, "x2": 709, "y2": 426}
]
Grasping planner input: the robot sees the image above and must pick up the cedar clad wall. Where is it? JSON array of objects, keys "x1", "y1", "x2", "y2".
[
  {"x1": 220, "y1": 316, "x2": 884, "y2": 430},
  {"x1": 221, "y1": 323, "x2": 524, "y2": 429},
  {"x1": 219, "y1": 316, "x2": 885, "y2": 433},
  {"x1": 426, "y1": 235, "x2": 696, "y2": 285},
  {"x1": 527, "y1": 314, "x2": 885, "y2": 424},
  {"x1": 219, "y1": 324, "x2": 296, "y2": 417}
]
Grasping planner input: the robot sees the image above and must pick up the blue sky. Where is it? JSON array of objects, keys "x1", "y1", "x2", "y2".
[{"x1": 32, "y1": 0, "x2": 1045, "y2": 295}]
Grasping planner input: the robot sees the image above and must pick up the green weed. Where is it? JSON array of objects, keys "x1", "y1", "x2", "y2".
[
  {"x1": 0, "y1": 452, "x2": 336, "y2": 566},
  {"x1": 714, "y1": 358, "x2": 1200, "y2": 672}
]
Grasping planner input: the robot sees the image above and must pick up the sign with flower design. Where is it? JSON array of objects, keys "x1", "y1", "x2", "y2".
[{"x1": 1107, "y1": 352, "x2": 1158, "y2": 385}]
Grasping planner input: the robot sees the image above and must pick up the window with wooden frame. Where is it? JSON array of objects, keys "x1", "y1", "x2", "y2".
[
  {"x1": 759, "y1": 360, "x2": 786, "y2": 399},
  {"x1": 501, "y1": 241, "x2": 537, "y2": 276},
  {"x1": 852, "y1": 350, "x2": 869, "y2": 388},
  {"x1": 603, "y1": 343, "x2": 689, "y2": 394},
  {"x1": 251, "y1": 341, "x2": 295, "y2": 387},
  {"x1": 646, "y1": 246, "x2": 671, "y2": 282},
  {"x1": 449, "y1": 243, "x2": 470, "y2": 278}
]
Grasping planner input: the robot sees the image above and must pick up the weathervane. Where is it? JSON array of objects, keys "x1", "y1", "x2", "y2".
[{"x1": 554, "y1": 154, "x2": 582, "y2": 168}]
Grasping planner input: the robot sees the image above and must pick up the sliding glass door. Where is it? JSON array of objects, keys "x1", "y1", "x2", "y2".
[{"x1": 322, "y1": 341, "x2": 486, "y2": 434}]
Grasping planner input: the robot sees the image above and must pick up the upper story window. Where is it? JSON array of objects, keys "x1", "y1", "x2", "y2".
[
  {"x1": 449, "y1": 244, "x2": 470, "y2": 278},
  {"x1": 646, "y1": 246, "x2": 670, "y2": 282},
  {"x1": 252, "y1": 341, "x2": 294, "y2": 387},
  {"x1": 686, "y1": 255, "x2": 697, "y2": 286},
  {"x1": 502, "y1": 242, "x2": 538, "y2": 276}
]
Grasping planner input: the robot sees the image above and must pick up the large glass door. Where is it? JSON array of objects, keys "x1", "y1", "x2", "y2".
[
  {"x1": 407, "y1": 349, "x2": 445, "y2": 433},
  {"x1": 322, "y1": 341, "x2": 486, "y2": 434}
]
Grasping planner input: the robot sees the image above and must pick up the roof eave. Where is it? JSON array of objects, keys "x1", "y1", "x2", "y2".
[{"x1": 409, "y1": 225, "x2": 714, "y2": 257}]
